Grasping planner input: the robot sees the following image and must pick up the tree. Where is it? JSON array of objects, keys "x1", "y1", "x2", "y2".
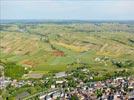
[
  {"x1": 70, "y1": 95, "x2": 79, "y2": 100},
  {"x1": 95, "y1": 89, "x2": 102, "y2": 98}
]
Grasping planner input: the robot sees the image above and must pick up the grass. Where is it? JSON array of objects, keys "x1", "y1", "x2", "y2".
[{"x1": 33, "y1": 65, "x2": 68, "y2": 73}]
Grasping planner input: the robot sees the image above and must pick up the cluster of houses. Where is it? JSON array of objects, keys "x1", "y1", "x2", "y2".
[
  {"x1": 0, "y1": 76, "x2": 34, "y2": 89},
  {"x1": 0, "y1": 76, "x2": 11, "y2": 89},
  {"x1": 0, "y1": 66, "x2": 134, "y2": 100},
  {"x1": 75, "y1": 77, "x2": 134, "y2": 100},
  {"x1": 37, "y1": 69, "x2": 134, "y2": 100},
  {"x1": 39, "y1": 76, "x2": 134, "y2": 100}
]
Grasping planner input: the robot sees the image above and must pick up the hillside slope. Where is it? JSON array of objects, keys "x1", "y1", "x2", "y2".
[{"x1": 0, "y1": 23, "x2": 134, "y2": 73}]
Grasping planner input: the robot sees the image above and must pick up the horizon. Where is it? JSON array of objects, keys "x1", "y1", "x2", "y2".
[
  {"x1": 1, "y1": 19, "x2": 134, "y2": 24},
  {"x1": 1, "y1": 0, "x2": 134, "y2": 20}
]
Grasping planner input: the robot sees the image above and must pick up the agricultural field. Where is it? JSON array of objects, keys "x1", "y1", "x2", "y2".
[{"x1": 0, "y1": 21, "x2": 134, "y2": 78}]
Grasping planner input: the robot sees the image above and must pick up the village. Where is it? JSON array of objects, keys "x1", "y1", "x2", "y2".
[
  {"x1": 0, "y1": 65, "x2": 134, "y2": 100},
  {"x1": 1, "y1": 0, "x2": 134, "y2": 99}
]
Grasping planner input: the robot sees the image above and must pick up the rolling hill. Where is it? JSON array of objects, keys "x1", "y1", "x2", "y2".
[{"x1": 0, "y1": 22, "x2": 134, "y2": 74}]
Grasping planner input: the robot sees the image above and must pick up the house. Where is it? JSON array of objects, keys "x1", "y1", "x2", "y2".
[
  {"x1": 56, "y1": 80, "x2": 64, "y2": 84},
  {"x1": 56, "y1": 80, "x2": 67, "y2": 88},
  {"x1": 51, "y1": 85, "x2": 55, "y2": 89}
]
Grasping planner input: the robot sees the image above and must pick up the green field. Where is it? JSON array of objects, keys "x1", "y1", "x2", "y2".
[{"x1": 0, "y1": 22, "x2": 134, "y2": 77}]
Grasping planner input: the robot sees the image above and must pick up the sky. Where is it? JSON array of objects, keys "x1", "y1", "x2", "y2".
[{"x1": 0, "y1": 0, "x2": 134, "y2": 20}]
